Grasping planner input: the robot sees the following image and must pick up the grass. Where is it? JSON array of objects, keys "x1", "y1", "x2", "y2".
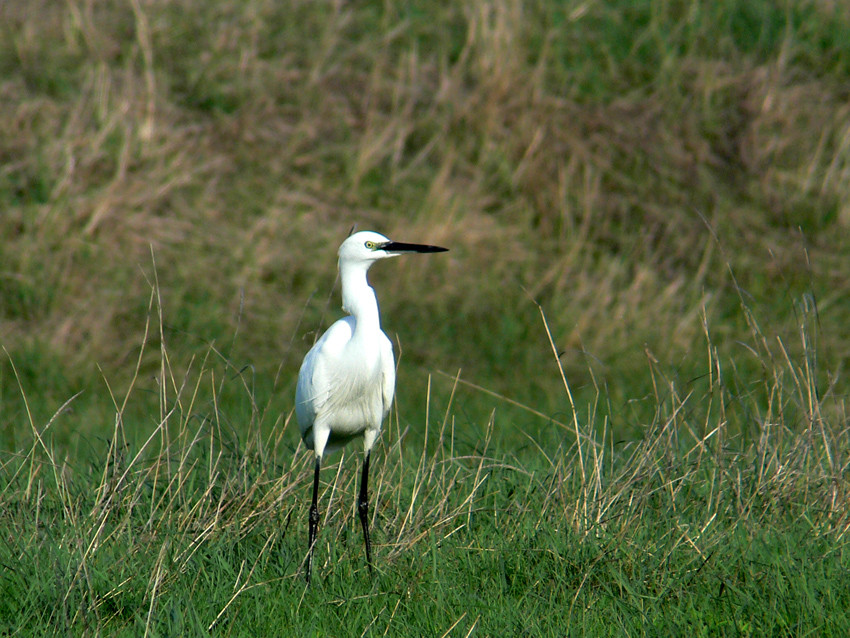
[
  {"x1": 1, "y1": 287, "x2": 847, "y2": 635},
  {"x1": 1, "y1": 0, "x2": 850, "y2": 634}
]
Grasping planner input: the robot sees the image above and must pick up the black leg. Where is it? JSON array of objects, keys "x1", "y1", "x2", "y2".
[
  {"x1": 358, "y1": 452, "x2": 374, "y2": 575},
  {"x1": 306, "y1": 456, "x2": 321, "y2": 584}
]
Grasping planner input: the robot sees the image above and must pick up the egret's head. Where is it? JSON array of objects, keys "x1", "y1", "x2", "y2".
[
  {"x1": 338, "y1": 231, "x2": 448, "y2": 267},
  {"x1": 338, "y1": 231, "x2": 395, "y2": 264}
]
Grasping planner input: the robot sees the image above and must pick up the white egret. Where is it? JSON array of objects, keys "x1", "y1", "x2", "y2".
[{"x1": 295, "y1": 230, "x2": 448, "y2": 583}]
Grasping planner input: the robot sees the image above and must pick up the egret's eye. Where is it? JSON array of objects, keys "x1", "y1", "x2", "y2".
[{"x1": 364, "y1": 241, "x2": 376, "y2": 249}]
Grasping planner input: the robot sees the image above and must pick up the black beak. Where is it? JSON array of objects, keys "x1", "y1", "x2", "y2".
[{"x1": 381, "y1": 241, "x2": 448, "y2": 254}]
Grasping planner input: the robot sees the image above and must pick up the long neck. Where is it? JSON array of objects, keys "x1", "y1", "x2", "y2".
[{"x1": 340, "y1": 260, "x2": 381, "y2": 336}]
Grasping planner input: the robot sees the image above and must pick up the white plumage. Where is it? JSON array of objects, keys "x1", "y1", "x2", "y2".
[
  {"x1": 295, "y1": 230, "x2": 447, "y2": 583},
  {"x1": 296, "y1": 316, "x2": 394, "y2": 455}
]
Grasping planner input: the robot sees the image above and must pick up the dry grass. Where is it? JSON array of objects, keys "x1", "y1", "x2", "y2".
[{"x1": 2, "y1": 1, "x2": 848, "y2": 406}]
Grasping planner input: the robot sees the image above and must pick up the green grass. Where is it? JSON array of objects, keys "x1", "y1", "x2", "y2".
[
  {"x1": 1, "y1": 296, "x2": 847, "y2": 635},
  {"x1": 1, "y1": 0, "x2": 850, "y2": 634}
]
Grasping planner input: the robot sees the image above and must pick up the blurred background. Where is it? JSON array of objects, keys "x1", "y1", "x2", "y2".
[{"x1": 1, "y1": 0, "x2": 849, "y2": 455}]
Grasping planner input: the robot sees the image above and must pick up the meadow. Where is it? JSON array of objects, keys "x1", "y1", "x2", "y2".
[{"x1": 1, "y1": 0, "x2": 849, "y2": 634}]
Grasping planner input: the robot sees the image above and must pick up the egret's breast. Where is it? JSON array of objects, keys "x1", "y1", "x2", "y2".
[{"x1": 322, "y1": 346, "x2": 385, "y2": 435}]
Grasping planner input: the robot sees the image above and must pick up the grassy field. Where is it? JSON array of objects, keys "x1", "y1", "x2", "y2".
[{"x1": 1, "y1": 0, "x2": 849, "y2": 634}]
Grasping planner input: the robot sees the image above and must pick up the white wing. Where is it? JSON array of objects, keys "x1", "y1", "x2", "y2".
[
  {"x1": 296, "y1": 318, "x2": 395, "y2": 456},
  {"x1": 295, "y1": 317, "x2": 355, "y2": 444},
  {"x1": 380, "y1": 333, "x2": 395, "y2": 420}
]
